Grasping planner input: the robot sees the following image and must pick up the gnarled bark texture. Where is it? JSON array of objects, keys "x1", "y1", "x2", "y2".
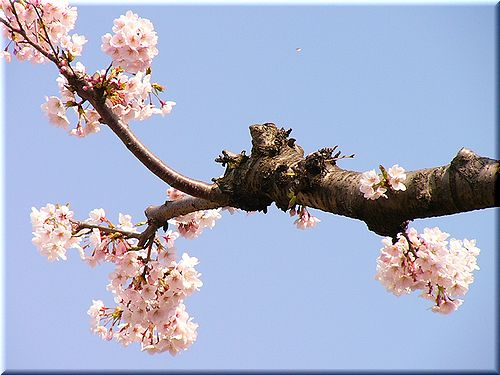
[{"x1": 146, "y1": 123, "x2": 498, "y2": 239}]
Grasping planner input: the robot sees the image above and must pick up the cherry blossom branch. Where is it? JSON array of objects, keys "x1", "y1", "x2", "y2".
[
  {"x1": 31, "y1": 5, "x2": 61, "y2": 60},
  {"x1": 0, "y1": 16, "x2": 58, "y2": 64},
  {"x1": 1, "y1": 9, "x2": 228, "y2": 204},
  {"x1": 74, "y1": 221, "x2": 142, "y2": 240},
  {"x1": 138, "y1": 196, "x2": 224, "y2": 248},
  {"x1": 51, "y1": 63, "x2": 228, "y2": 205},
  {"x1": 295, "y1": 148, "x2": 498, "y2": 236}
]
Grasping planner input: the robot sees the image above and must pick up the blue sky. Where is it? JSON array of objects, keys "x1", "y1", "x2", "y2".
[{"x1": 2, "y1": 3, "x2": 497, "y2": 371}]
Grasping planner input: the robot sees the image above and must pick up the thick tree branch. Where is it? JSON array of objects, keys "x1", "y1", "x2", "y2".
[
  {"x1": 295, "y1": 148, "x2": 498, "y2": 236},
  {"x1": 213, "y1": 123, "x2": 498, "y2": 237}
]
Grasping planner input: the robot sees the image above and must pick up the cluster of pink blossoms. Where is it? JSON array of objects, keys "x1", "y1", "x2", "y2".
[
  {"x1": 31, "y1": 203, "x2": 207, "y2": 355},
  {"x1": 101, "y1": 10, "x2": 158, "y2": 74},
  {"x1": 0, "y1": 0, "x2": 86, "y2": 63},
  {"x1": 46, "y1": 63, "x2": 176, "y2": 137},
  {"x1": 89, "y1": 248, "x2": 201, "y2": 355},
  {"x1": 30, "y1": 203, "x2": 82, "y2": 261},
  {"x1": 359, "y1": 164, "x2": 407, "y2": 200},
  {"x1": 1, "y1": 2, "x2": 174, "y2": 137},
  {"x1": 375, "y1": 227, "x2": 480, "y2": 314},
  {"x1": 166, "y1": 188, "x2": 222, "y2": 239}
]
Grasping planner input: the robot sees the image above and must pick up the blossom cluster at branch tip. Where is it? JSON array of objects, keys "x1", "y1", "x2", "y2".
[
  {"x1": 101, "y1": 10, "x2": 158, "y2": 74},
  {"x1": 89, "y1": 249, "x2": 201, "y2": 355},
  {"x1": 45, "y1": 61, "x2": 176, "y2": 136},
  {"x1": 375, "y1": 227, "x2": 480, "y2": 314},
  {"x1": 1, "y1": 4, "x2": 174, "y2": 136},
  {"x1": 31, "y1": 203, "x2": 81, "y2": 261},
  {"x1": 31, "y1": 202, "x2": 224, "y2": 355},
  {"x1": 81, "y1": 207, "x2": 203, "y2": 355},
  {"x1": 0, "y1": 0, "x2": 86, "y2": 63},
  {"x1": 359, "y1": 164, "x2": 407, "y2": 200}
]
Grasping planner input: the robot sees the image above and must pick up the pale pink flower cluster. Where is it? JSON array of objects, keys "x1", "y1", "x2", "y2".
[
  {"x1": 40, "y1": 96, "x2": 70, "y2": 129},
  {"x1": 359, "y1": 164, "x2": 407, "y2": 200},
  {"x1": 2, "y1": 5, "x2": 173, "y2": 135},
  {"x1": 107, "y1": 70, "x2": 176, "y2": 122},
  {"x1": 101, "y1": 10, "x2": 158, "y2": 74},
  {"x1": 32, "y1": 204, "x2": 206, "y2": 355},
  {"x1": 290, "y1": 206, "x2": 320, "y2": 230},
  {"x1": 166, "y1": 188, "x2": 222, "y2": 239},
  {"x1": 49, "y1": 63, "x2": 175, "y2": 136},
  {"x1": 30, "y1": 204, "x2": 82, "y2": 261},
  {"x1": 0, "y1": 0, "x2": 86, "y2": 63},
  {"x1": 89, "y1": 247, "x2": 201, "y2": 355},
  {"x1": 78, "y1": 210, "x2": 139, "y2": 268},
  {"x1": 169, "y1": 210, "x2": 222, "y2": 240},
  {"x1": 375, "y1": 227, "x2": 480, "y2": 314},
  {"x1": 387, "y1": 164, "x2": 407, "y2": 191},
  {"x1": 39, "y1": 61, "x2": 101, "y2": 137}
]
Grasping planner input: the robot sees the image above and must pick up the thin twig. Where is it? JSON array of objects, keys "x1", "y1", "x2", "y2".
[
  {"x1": 0, "y1": 16, "x2": 57, "y2": 64},
  {"x1": 74, "y1": 221, "x2": 141, "y2": 239}
]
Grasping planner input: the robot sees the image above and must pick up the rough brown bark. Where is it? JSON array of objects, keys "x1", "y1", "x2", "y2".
[{"x1": 210, "y1": 123, "x2": 498, "y2": 237}]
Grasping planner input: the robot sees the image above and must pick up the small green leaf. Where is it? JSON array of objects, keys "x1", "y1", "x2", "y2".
[
  {"x1": 379, "y1": 165, "x2": 388, "y2": 181},
  {"x1": 287, "y1": 190, "x2": 297, "y2": 208},
  {"x1": 65, "y1": 101, "x2": 77, "y2": 108}
]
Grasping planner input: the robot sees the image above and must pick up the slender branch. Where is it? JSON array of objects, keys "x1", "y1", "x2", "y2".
[
  {"x1": 32, "y1": 5, "x2": 60, "y2": 61},
  {"x1": 87, "y1": 95, "x2": 225, "y2": 202},
  {"x1": 145, "y1": 196, "x2": 224, "y2": 225},
  {"x1": 54, "y1": 66, "x2": 229, "y2": 204},
  {"x1": 0, "y1": 16, "x2": 58, "y2": 65},
  {"x1": 74, "y1": 221, "x2": 142, "y2": 239},
  {"x1": 1, "y1": 12, "x2": 228, "y2": 203}
]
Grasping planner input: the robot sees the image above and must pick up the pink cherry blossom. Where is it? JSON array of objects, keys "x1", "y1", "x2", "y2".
[
  {"x1": 31, "y1": 204, "x2": 81, "y2": 261},
  {"x1": 169, "y1": 208, "x2": 222, "y2": 240},
  {"x1": 32, "y1": 202, "x2": 207, "y2": 355},
  {"x1": 1, "y1": 0, "x2": 81, "y2": 63},
  {"x1": 387, "y1": 164, "x2": 407, "y2": 191},
  {"x1": 0, "y1": 50, "x2": 11, "y2": 62},
  {"x1": 158, "y1": 101, "x2": 176, "y2": 115},
  {"x1": 359, "y1": 170, "x2": 387, "y2": 200},
  {"x1": 87, "y1": 208, "x2": 106, "y2": 224},
  {"x1": 360, "y1": 164, "x2": 407, "y2": 200},
  {"x1": 40, "y1": 96, "x2": 70, "y2": 129},
  {"x1": 101, "y1": 11, "x2": 158, "y2": 73},
  {"x1": 375, "y1": 227, "x2": 479, "y2": 314},
  {"x1": 162, "y1": 230, "x2": 180, "y2": 249}
]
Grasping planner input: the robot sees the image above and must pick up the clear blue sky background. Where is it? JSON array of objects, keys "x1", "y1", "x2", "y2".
[{"x1": 2, "y1": 3, "x2": 497, "y2": 371}]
